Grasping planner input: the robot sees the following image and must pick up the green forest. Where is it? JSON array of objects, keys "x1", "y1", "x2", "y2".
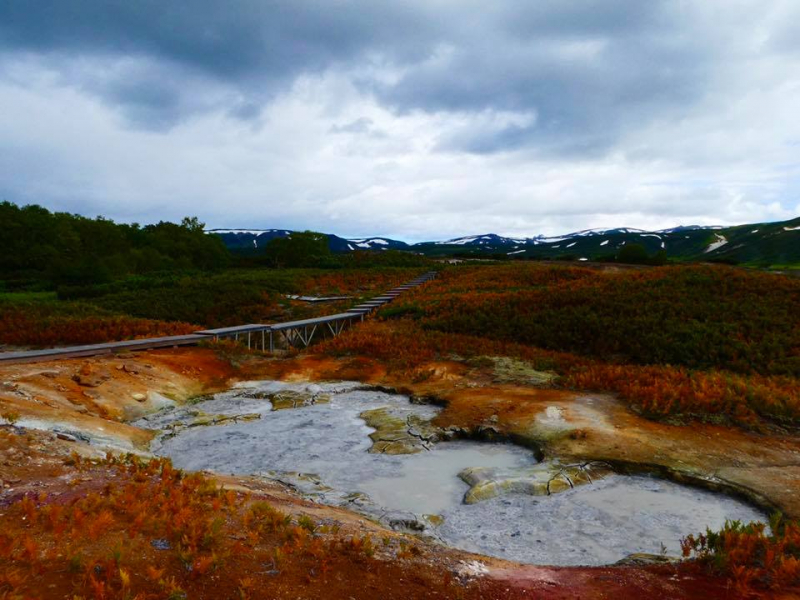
[{"x1": 0, "y1": 201, "x2": 230, "y2": 289}]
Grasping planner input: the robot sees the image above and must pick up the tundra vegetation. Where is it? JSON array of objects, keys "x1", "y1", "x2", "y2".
[{"x1": 0, "y1": 453, "x2": 473, "y2": 600}]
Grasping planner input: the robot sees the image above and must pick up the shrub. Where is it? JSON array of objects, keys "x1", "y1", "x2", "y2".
[{"x1": 682, "y1": 515, "x2": 800, "y2": 594}]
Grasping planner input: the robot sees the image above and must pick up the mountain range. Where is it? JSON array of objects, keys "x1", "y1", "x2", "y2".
[{"x1": 208, "y1": 215, "x2": 800, "y2": 267}]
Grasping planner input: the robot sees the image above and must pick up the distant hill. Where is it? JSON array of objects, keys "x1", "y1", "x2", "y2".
[
  {"x1": 206, "y1": 229, "x2": 410, "y2": 254},
  {"x1": 208, "y1": 216, "x2": 800, "y2": 267}
]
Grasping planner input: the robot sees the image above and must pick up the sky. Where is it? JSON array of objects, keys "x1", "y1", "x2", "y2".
[{"x1": 1, "y1": 1, "x2": 799, "y2": 242}]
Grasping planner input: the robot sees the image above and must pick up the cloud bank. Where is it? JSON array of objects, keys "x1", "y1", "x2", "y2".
[{"x1": 0, "y1": 0, "x2": 798, "y2": 240}]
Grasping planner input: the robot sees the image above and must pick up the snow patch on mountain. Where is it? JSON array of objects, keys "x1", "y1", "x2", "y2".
[{"x1": 705, "y1": 234, "x2": 728, "y2": 253}]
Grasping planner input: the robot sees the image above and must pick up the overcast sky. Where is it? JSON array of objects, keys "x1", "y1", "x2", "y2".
[{"x1": 1, "y1": 1, "x2": 799, "y2": 241}]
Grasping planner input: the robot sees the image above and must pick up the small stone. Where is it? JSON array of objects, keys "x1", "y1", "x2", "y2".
[
  {"x1": 56, "y1": 432, "x2": 77, "y2": 442},
  {"x1": 423, "y1": 514, "x2": 445, "y2": 527},
  {"x1": 615, "y1": 553, "x2": 679, "y2": 566},
  {"x1": 383, "y1": 511, "x2": 425, "y2": 532},
  {"x1": 132, "y1": 393, "x2": 147, "y2": 402},
  {"x1": 72, "y1": 364, "x2": 109, "y2": 388},
  {"x1": 270, "y1": 390, "x2": 330, "y2": 411},
  {"x1": 147, "y1": 392, "x2": 176, "y2": 410},
  {"x1": 150, "y1": 539, "x2": 171, "y2": 551}
]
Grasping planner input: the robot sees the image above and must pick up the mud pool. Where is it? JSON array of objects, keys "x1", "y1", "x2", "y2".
[{"x1": 139, "y1": 381, "x2": 767, "y2": 566}]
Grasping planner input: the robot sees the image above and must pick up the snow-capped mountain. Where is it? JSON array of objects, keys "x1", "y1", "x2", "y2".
[
  {"x1": 208, "y1": 215, "x2": 800, "y2": 265},
  {"x1": 206, "y1": 229, "x2": 409, "y2": 253}
]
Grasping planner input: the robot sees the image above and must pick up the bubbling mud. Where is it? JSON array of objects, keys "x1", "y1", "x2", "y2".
[{"x1": 139, "y1": 381, "x2": 766, "y2": 566}]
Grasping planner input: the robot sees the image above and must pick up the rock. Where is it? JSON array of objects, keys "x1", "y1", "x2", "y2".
[
  {"x1": 360, "y1": 407, "x2": 444, "y2": 455},
  {"x1": 72, "y1": 364, "x2": 109, "y2": 388},
  {"x1": 53, "y1": 429, "x2": 91, "y2": 444},
  {"x1": 456, "y1": 560, "x2": 489, "y2": 579},
  {"x1": 459, "y1": 461, "x2": 614, "y2": 504},
  {"x1": 123, "y1": 405, "x2": 146, "y2": 421},
  {"x1": 463, "y1": 478, "x2": 548, "y2": 504},
  {"x1": 475, "y1": 423, "x2": 502, "y2": 438},
  {"x1": 269, "y1": 390, "x2": 330, "y2": 411},
  {"x1": 147, "y1": 392, "x2": 176, "y2": 410},
  {"x1": 615, "y1": 553, "x2": 680, "y2": 566},
  {"x1": 132, "y1": 393, "x2": 147, "y2": 402},
  {"x1": 459, "y1": 466, "x2": 495, "y2": 486},
  {"x1": 187, "y1": 413, "x2": 261, "y2": 427},
  {"x1": 423, "y1": 514, "x2": 445, "y2": 527},
  {"x1": 151, "y1": 539, "x2": 171, "y2": 551},
  {"x1": 342, "y1": 491, "x2": 372, "y2": 505},
  {"x1": 382, "y1": 511, "x2": 426, "y2": 532},
  {"x1": 264, "y1": 471, "x2": 334, "y2": 495}
]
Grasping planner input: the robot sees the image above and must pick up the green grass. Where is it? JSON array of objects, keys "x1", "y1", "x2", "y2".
[{"x1": 0, "y1": 291, "x2": 58, "y2": 303}]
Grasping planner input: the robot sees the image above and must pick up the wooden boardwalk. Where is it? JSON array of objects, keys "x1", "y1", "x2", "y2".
[
  {"x1": 0, "y1": 271, "x2": 437, "y2": 364},
  {"x1": 0, "y1": 335, "x2": 212, "y2": 365}
]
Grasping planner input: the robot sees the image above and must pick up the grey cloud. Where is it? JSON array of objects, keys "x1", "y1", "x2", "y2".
[
  {"x1": 330, "y1": 117, "x2": 374, "y2": 134},
  {"x1": 0, "y1": 0, "x2": 714, "y2": 149},
  {"x1": 0, "y1": 1, "x2": 437, "y2": 128},
  {"x1": 0, "y1": 1, "x2": 763, "y2": 156},
  {"x1": 328, "y1": 117, "x2": 387, "y2": 139},
  {"x1": 372, "y1": 3, "x2": 714, "y2": 156}
]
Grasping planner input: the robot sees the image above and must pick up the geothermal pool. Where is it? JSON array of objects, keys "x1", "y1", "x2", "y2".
[{"x1": 138, "y1": 381, "x2": 766, "y2": 566}]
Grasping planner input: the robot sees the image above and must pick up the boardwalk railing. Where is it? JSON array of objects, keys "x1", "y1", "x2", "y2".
[{"x1": 0, "y1": 271, "x2": 437, "y2": 365}]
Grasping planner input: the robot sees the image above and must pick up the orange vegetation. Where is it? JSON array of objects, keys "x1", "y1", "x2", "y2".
[
  {"x1": 316, "y1": 319, "x2": 800, "y2": 429},
  {"x1": 0, "y1": 306, "x2": 197, "y2": 347},
  {"x1": 297, "y1": 269, "x2": 420, "y2": 296},
  {"x1": 682, "y1": 515, "x2": 800, "y2": 596},
  {"x1": 0, "y1": 454, "x2": 467, "y2": 600},
  {"x1": 390, "y1": 264, "x2": 800, "y2": 378}
]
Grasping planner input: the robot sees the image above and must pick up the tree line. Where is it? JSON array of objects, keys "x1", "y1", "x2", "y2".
[
  {"x1": 0, "y1": 201, "x2": 230, "y2": 289},
  {"x1": 0, "y1": 202, "x2": 428, "y2": 291}
]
